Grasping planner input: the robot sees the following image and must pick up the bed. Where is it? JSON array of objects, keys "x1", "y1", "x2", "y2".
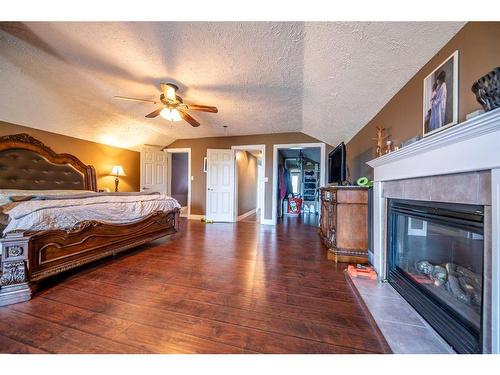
[{"x1": 0, "y1": 133, "x2": 182, "y2": 306}]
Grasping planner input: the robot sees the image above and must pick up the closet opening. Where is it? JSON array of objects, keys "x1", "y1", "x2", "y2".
[
  {"x1": 275, "y1": 145, "x2": 324, "y2": 226},
  {"x1": 165, "y1": 148, "x2": 191, "y2": 218}
]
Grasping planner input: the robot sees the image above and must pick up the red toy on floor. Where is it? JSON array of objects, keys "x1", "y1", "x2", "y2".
[
  {"x1": 347, "y1": 264, "x2": 377, "y2": 280},
  {"x1": 287, "y1": 197, "x2": 302, "y2": 215}
]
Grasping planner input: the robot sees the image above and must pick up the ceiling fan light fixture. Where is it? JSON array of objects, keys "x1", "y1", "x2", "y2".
[
  {"x1": 115, "y1": 82, "x2": 216, "y2": 127},
  {"x1": 160, "y1": 107, "x2": 172, "y2": 121},
  {"x1": 171, "y1": 108, "x2": 182, "y2": 121},
  {"x1": 160, "y1": 107, "x2": 182, "y2": 122},
  {"x1": 166, "y1": 85, "x2": 177, "y2": 101}
]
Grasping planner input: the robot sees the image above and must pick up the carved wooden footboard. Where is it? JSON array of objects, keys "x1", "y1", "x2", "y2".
[
  {"x1": 0, "y1": 209, "x2": 181, "y2": 306},
  {"x1": 0, "y1": 134, "x2": 185, "y2": 306}
]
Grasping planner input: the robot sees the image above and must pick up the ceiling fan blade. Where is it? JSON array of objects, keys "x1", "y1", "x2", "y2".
[
  {"x1": 145, "y1": 107, "x2": 164, "y2": 118},
  {"x1": 179, "y1": 110, "x2": 200, "y2": 127},
  {"x1": 186, "y1": 104, "x2": 218, "y2": 113},
  {"x1": 114, "y1": 96, "x2": 158, "y2": 104}
]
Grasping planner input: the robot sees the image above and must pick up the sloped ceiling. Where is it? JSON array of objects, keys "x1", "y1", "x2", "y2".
[
  {"x1": 0, "y1": 22, "x2": 464, "y2": 150},
  {"x1": 302, "y1": 22, "x2": 465, "y2": 145}
]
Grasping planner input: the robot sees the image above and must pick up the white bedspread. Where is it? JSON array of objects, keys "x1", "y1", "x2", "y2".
[{"x1": 2, "y1": 193, "x2": 180, "y2": 233}]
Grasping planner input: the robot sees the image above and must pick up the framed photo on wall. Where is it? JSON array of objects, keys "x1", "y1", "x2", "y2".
[{"x1": 422, "y1": 50, "x2": 459, "y2": 137}]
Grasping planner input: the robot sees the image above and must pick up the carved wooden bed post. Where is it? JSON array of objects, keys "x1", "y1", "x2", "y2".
[{"x1": 0, "y1": 232, "x2": 32, "y2": 306}]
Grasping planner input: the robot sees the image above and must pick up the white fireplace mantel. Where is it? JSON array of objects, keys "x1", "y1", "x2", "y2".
[
  {"x1": 367, "y1": 108, "x2": 500, "y2": 181},
  {"x1": 366, "y1": 107, "x2": 500, "y2": 353}
]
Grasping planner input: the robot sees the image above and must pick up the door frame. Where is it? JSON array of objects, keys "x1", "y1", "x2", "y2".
[
  {"x1": 272, "y1": 142, "x2": 326, "y2": 225},
  {"x1": 164, "y1": 148, "x2": 192, "y2": 219},
  {"x1": 231, "y1": 144, "x2": 266, "y2": 224}
]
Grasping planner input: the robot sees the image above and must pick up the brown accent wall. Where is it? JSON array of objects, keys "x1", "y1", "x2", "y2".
[
  {"x1": 167, "y1": 132, "x2": 331, "y2": 220},
  {"x1": 0, "y1": 121, "x2": 140, "y2": 192},
  {"x1": 236, "y1": 151, "x2": 258, "y2": 216},
  {"x1": 346, "y1": 22, "x2": 500, "y2": 180}
]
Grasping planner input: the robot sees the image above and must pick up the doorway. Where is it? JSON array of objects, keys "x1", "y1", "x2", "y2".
[
  {"x1": 205, "y1": 145, "x2": 266, "y2": 223},
  {"x1": 165, "y1": 148, "x2": 191, "y2": 218},
  {"x1": 232, "y1": 145, "x2": 266, "y2": 224},
  {"x1": 272, "y1": 143, "x2": 326, "y2": 225}
]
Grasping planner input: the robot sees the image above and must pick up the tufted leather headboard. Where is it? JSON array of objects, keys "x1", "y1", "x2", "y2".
[{"x1": 0, "y1": 133, "x2": 97, "y2": 191}]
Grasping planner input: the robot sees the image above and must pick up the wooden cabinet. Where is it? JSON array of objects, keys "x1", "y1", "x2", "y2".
[{"x1": 319, "y1": 186, "x2": 369, "y2": 263}]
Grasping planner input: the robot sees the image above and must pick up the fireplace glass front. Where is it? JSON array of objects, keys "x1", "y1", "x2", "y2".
[{"x1": 388, "y1": 199, "x2": 484, "y2": 353}]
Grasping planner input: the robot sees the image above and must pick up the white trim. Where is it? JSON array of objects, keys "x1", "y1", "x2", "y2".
[
  {"x1": 272, "y1": 142, "x2": 326, "y2": 225},
  {"x1": 260, "y1": 219, "x2": 274, "y2": 225},
  {"x1": 188, "y1": 214, "x2": 205, "y2": 221},
  {"x1": 231, "y1": 144, "x2": 266, "y2": 152},
  {"x1": 372, "y1": 181, "x2": 387, "y2": 279},
  {"x1": 422, "y1": 50, "x2": 459, "y2": 138},
  {"x1": 491, "y1": 168, "x2": 500, "y2": 353},
  {"x1": 367, "y1": 108, "x2": 500, "y2": 181},
  {"x1": 166, "y1": 153, "x2": 172, "y2": 196},
  {"x1": 163, "y1": 148, "x2": 192, "y2": 219},
  {"x1": 237, "y1": 209, "x2": 257, "y2": 221},
  {"x1": 231, "y1": 144, "x2": 266, "y2": 224},
  {"x1": 233, "y1": 149, "x2": 239, "y2": 221}
]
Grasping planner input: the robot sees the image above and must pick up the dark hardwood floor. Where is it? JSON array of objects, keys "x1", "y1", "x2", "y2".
[{"x1": 0, "y1": 216, "x2": 390, "y2": 354}]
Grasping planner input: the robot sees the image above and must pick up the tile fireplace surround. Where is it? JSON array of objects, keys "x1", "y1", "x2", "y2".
[{"x1": 366, "y1": 108, "x2": 500, "y2": 353}]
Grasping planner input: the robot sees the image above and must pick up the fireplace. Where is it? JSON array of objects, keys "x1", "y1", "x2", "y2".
[{"x1": 388, "y1": 199, "x2": 484, "y2": 353}]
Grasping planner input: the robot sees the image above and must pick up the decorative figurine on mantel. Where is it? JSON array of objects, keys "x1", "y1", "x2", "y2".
[
  {"x1": 385, "y1": 140, "x2": 393, "y2": 154},
  {"x1": 373, "y1": 126, "x2": 388, "y2": 157}
]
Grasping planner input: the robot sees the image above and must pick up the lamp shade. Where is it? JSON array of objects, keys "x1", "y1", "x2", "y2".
[
  {"x1": 111, "y1": 165, "x2": 126, "y2": 177},
  {"x1": 160, "y1": 108, "x2": 173, "y2": 121}
]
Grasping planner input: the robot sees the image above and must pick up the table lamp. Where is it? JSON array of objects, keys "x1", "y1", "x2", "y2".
[{"x1": 111, "y1": 165, "x2": 126, "y2": 192}]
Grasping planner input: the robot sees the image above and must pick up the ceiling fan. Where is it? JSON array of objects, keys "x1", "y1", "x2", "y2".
[{"x1": 114, "y1": 83, "x2": 218, "y2": 127}]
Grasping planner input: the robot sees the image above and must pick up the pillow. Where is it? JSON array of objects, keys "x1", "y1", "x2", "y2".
[{"x1": 0, "y1": 189, "x2": 95, "y2": 206}]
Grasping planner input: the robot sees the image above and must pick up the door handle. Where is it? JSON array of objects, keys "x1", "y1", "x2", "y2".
[{"x1": 207, "y1": 188, "x2": 213, "y2": 191}]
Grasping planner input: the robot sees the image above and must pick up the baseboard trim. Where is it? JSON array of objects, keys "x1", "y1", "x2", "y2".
[
  {"x1": 191, "y1": 212, "x2": 274, "y2": 225},
  {"x1": 261, "y1": 219, "x2": 275, "y2": 225},
  {"x1": 189, "y1": 214, "x2": 205, "y2": 220},
  {"x1": 237, "y1": 209, "x2": 257, "y2": 221}
]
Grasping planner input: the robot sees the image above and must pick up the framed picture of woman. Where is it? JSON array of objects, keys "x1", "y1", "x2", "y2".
[{"x1": 422, "y1": 50, "x2": 459, "y2": 137}]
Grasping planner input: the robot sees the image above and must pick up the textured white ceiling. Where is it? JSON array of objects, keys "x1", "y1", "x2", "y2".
[
  {"x1": 302, "y1": 22, "x2": 465, "y2": 146},
  {"x1": 0, "y1": 22, "x2": 464, "y2": 150}
]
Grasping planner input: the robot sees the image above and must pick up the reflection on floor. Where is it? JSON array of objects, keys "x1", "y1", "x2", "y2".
[
  {"x1": 278, "y1": 213, "x2": 319, "y2": 227},
  {"x1": 241, "y1": 213, "x2": 258, "y2": 222},
  {"x1": 0, "y1": 218, "x2": 390, "y2": 354}
]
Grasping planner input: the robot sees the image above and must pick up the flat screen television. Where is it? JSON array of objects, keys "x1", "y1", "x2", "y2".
[{"x1": 328, "y1": 142, "x2": 346, "y2": 184}]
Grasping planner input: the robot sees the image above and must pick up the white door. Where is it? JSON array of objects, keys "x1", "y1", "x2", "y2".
[
  {"x1": 206, "y1": 149, "x2": 234, "y2": 222},
  {"x1": 140, "y1": 146, "x2": 168, "y2": 193}
]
